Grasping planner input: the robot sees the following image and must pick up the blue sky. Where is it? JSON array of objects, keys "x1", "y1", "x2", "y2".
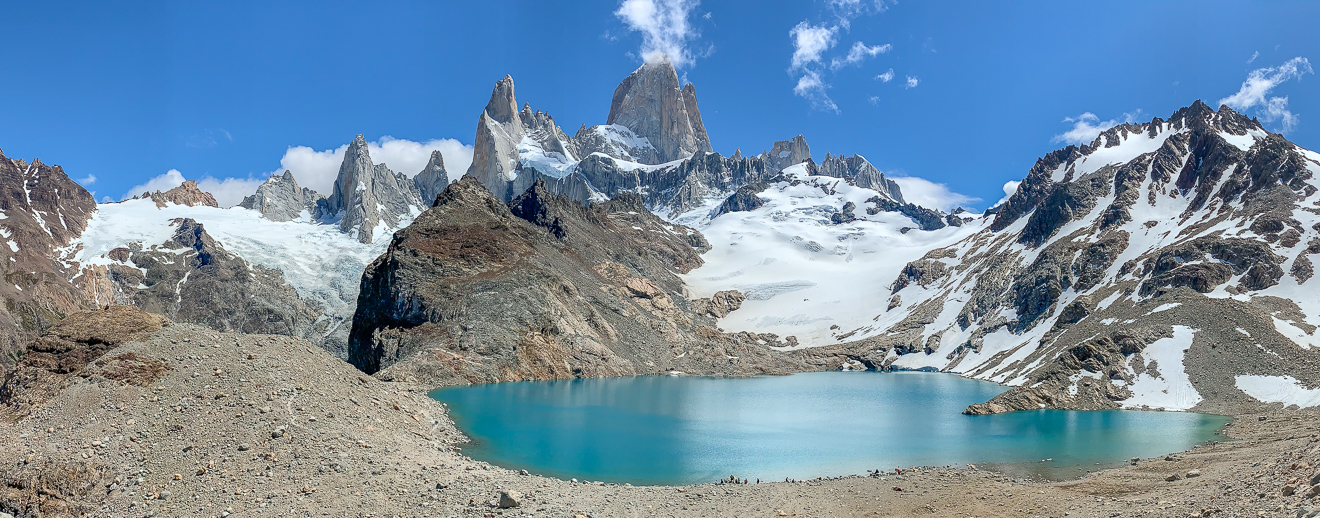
[{"x1": 2, "y1": 1, "x2": 1317, "y2": 210}]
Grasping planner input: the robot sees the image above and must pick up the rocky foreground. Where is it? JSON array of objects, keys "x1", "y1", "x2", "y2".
[{"x1": 1, "y1": 306, "x2": 1318, "y2": 517}]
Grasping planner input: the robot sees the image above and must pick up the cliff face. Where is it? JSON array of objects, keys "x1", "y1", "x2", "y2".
[
  {"x1": 606, "y1": 57, "x2": 712, "y2": 164},
  {"x1": 346, "y1": 176, "x2": 803, "y2": 385}
]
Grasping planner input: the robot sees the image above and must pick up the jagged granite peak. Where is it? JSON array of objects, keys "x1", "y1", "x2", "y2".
[
  {"x1": 323, "y1": 134, "x2": 425, "y2": 243},
  {"x1": 817, "y1": 153, "x2": 905, "y2": 203},
  {"x1": 605, "y1": 55, "x2": 713, "y2": 163},
  {"x1": 238, "y1": 170, "x2": 325, "y2": 222},
  {"x1": 758, "y1": 135, "x2": 813, "y2": 174},
  {"x1": 347, "y1": 175, "x2": 802, "y2": 382},
  {"x1": 413, "y1": 150, "x2": 449, "y2": 207},
  {"x1": 465, "y1": 75, "x2": 579, "y2": 201}
]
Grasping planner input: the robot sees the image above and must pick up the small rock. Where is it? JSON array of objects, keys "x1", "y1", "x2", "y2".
[
  {"x1": 172, "y1": 473, "x2": 182, "y2": 481},
  {"x1": 1165, "y1": 473, "x2": 1182, "y2": 482},
  {"x1": 1283, "y1": 484, "x2": 1297, "y2": 496},
  {"x1": 237, "y1": 443, "x2": 251, "y2": 451},
  {"x1": 497, "y1": 490, "x2": 522, "y2": 508},
  {"x1": 159, "y1": 490, "x2": 171, "y2": 500},
  {"x1": 1185, "y1": 469, "x2": 1201, "y2": 478}
]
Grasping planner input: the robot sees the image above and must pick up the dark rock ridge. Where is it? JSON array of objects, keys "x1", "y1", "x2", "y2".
[
  {"x1": 322, "y1": 134, "x2": 425, "y2": 243},
  {"x1": 346, "y1": 177, "x2": 805, "y2": 385},
  {"x1": 605, "y1": 56, "x2": 712, "y2": 164},
  {"x1": 238, "y1": 170, "x2": 325, "y2": 222},
  {"x1": 0, "y1": 149, "x2": 97, "y2": 374}
]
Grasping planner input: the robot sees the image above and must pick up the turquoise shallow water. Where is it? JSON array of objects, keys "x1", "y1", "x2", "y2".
[{"x1": 429, "y1": 371, "x2": 1229, "y2": 485}]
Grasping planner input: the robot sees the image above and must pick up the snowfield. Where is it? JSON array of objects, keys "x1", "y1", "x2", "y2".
[{"x1": 679, "y1": 164, "x2": 982, "y2": 346}]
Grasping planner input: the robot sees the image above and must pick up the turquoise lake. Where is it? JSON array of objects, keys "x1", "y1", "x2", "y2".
[{"x1": 429, "y1": 371, "x2": 1230, "y2": 485}]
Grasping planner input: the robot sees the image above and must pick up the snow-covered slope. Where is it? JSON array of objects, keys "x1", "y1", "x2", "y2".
[
  {"x1": 692, "y1": 101, "x2": 1320, "y2": 415},
  {"x1": 680, "y1": 164, "x2": 982, "y2": 346},
  {"x1": 60, "y1": 198, "x2": 399, "y2": 355}
]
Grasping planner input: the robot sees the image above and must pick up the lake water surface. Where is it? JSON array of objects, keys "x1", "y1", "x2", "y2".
[{"x1": 429, "y1": 371, "x2": 1229, "y2": 485}]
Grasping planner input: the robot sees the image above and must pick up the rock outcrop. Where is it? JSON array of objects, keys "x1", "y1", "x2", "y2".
[
  {"x1": 137, "y1": 180, "x2": 220, "y2": 208},
  {"x1": 238, "y1": 170, "x2": 325, "y2": 222},
  {"x1": 322, "y1": 135, "x2": 425, "y2": 243},
  {"x1": 347, "y1": 177, "x2": 804, "y2": 385},
  {"x1": 605, "y1": 56, "x2": 712, "y2": 164}
]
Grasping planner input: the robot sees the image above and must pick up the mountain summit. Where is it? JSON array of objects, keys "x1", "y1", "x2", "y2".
[{"x1": 605, "y1": 56, "x2": 713, "y2": 164}]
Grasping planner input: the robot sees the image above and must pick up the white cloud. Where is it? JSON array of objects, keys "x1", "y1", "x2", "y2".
[
  {"x1": 830, "y1": 41, "x2": 891, "y2": 70},
  {"x1": 614, "y1": 0, "x2": 703, "y2": 68},
  {"x1": 793, "y1": 70, "x2": 838, "y2": 113},
  {"x1": 904, "y1": 76, "x2": 919, "y2": 89},
  {"x1": 1248, "y1": 51, "x2": 1259, "y2": 64},
  {"x1": 120, "y1": 169, "x2": 263, "y2": 208},
  {"x1": 197, "y1": 176, "x2": 266, "y2": 208},
  {"x1": 868, "y1": 96, "x2": 879, "y2": 105},
  {"x1": 789, "y1": 22, "x2": 838, "y2": 71},
  {"x1": 1051, "y1": 111, "x2": 1144, "y2": 145},
  {"x1": 992, "y1": 180, "x2": 1021, "y2": 209},
  {"x1": 273, "y1": 136, "x2": 474, "y2": 196},
  {"x1": 1218, "y1": 56, "x2": 1313, "y2": 133},
  {"x1": 888, "y1": 175, "x2": 980, "y2": 212},
  {"x1": 76, "y1": 174, "x2": 96, "y2": 185},
  {"x1": 875, "y1": 68, "x2": 894, "y2": 82},
  {"x1": 122, "y1": 169, "x2": 186, "y2": 200}
]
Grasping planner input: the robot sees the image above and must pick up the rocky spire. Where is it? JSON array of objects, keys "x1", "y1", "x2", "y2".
[
  {"x1": 466, "y1": 76, "x2": 528, "y2": 200},
  {"x1": 323, "y1": 134, "x2": 425, "y2": 243},
  {"x1": 413, "y1": 150, "x2": 449, "y2": 207},
  {"x1": 238, "y1": 170, "x2": 325, "y2": 222},
  {"x1": 606, "y1": 55, "x2": 713, "y2": 163}
]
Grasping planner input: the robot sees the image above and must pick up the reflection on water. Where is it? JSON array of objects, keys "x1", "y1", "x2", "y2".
[{"x1": 430, "y1": 371, "x2": 1229, "y2": 485}]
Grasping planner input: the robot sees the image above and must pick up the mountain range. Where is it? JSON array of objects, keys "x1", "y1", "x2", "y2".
[{"x1": 0, "y1": 58, "x2": 1317, "y2": 416}]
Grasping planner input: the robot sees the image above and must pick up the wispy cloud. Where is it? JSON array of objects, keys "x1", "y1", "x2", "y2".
[
  {"x1": 788, "y1": 6, "x2": 899, "y2": 112},
  {"x1": 830, "y1": 41, "x2": 891, "y2": 70},
  {"x1": 904, "y1": 76, "x2": 919, "y2": 89},
  {"x1": 76, "y1": 174, "x2": 96, "y2": 185},
  {"x1": 1051, "y1": 110, "x2": 1145, "y2": 145},
  {"x1": 1218, "y1": 56, "x2": 1313, "y2": 133},
  {"x1": 793, "y1": 70, "x2": 838, "y2": 113},
  {"x1": 1248, "y1": 51, "x2": 1259, "y2": 64},
  {"x1": 614, "y1": 0, "x2": 704, "y2": 68},
  {"x1": 888, "y1": 175, "x2": 979, "y2": 212}
]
